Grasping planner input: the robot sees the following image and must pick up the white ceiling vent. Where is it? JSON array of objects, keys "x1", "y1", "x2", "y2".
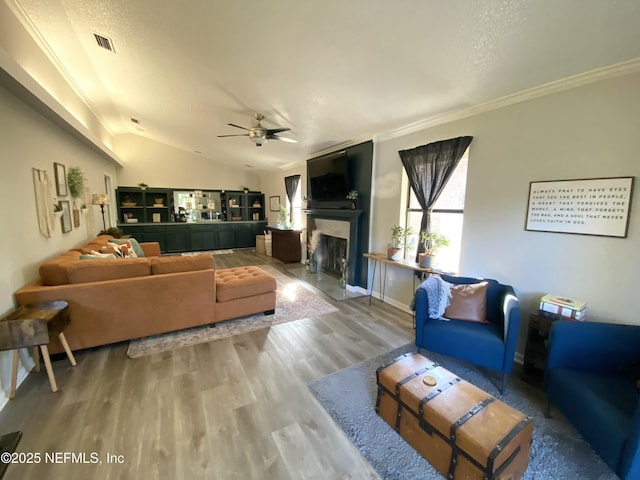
[{"x1": 93, "y1": 33, "x2": 115, "y2": 53}]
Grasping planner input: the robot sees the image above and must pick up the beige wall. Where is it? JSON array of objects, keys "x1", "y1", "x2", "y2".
[
  {"x1": 373, "y1": 72, "x2": 640, "y2": 355},
  {"x1": 0, "y1": 84, "x2": 119, "y2": 407},
  {"x1": 260, "y1": 164, "x2": 307, "y2": 227},
  {"x1": 0, "y1": 1, "x2": 114, "y2": 153},
  {"x1": 114, "y1": 134, "x2": 261, "y2": 191}
]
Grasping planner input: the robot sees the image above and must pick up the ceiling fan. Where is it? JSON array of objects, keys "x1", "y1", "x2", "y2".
[{"x1": 218, "y1": 113, "x2": 297, "y2": 147}]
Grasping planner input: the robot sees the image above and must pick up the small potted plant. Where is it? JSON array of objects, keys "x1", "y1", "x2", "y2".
[
  {"x1": 278, "y1": 204, "x2": 291, "y2": 229},
  {"x1": 419, "y1": 231, "x2": 450, "y2": 268},
  {"x1": 346, "y1": 190, "x2": 358, "y2": 209},
  {"x1": 303, "y1": 194, "x2": 312, "y2": 209},
  {"x1": 138, "y1": 182, "x2": 148, "y2": 190},
  {"x1": 53, "y1": 203, "x2": 63, "y2": 219},
  {"x1": 387, "y1": 225, "x2": 412, "y2": 260}
]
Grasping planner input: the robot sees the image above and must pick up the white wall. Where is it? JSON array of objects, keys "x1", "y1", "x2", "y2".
[
  {"x1": 0, "y1": 84, "x2": 119, "y2": 408},
  {"x1": 373, "y1": 72, "x2": 640, "y2": 354},
  {"x1": 114, "y1": 134, "x2": 261, "y2": 191}
]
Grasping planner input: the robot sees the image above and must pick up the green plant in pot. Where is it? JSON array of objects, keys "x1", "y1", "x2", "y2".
[
  {"x1": 278, "y1": 204, "x2": 290, "y2": 228},
  {"x1": 419, "y1": 230, "x2": 450, "y2": 268},
  {"x1": 67, "y1": 166, "x2": 85, "y2": 206},
  {"x1": 387, "y1": 225, "x2": 412, "y2": 260}
]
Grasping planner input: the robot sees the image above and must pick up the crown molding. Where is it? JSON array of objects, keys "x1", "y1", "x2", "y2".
[
  {"x1": 375, "y1": 57, "x2": 640, "y2": 143},
  {"x1": 5, "y1": 0, "x2": 114, "y2": 135},
  {"x1": 0, "y1": 47, "x2": 123, "y2": 166}
]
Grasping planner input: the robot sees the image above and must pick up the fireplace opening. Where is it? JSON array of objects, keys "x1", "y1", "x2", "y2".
[{"x1": 318, "y1": 234, "x2": 347, "y2": 279}]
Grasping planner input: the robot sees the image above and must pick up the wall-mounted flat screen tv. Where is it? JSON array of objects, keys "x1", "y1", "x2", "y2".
[{"x1": 308, "y1": 151, "x2": 349, "y2": 201}]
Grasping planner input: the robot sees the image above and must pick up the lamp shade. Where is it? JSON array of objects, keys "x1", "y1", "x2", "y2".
[{"x1": 92, "y1": 193, "x2": 109, "y2": 205}]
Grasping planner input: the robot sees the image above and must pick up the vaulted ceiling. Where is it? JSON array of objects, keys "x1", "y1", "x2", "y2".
[{"x1": 7, "y1": 0, "x2": 640, "y2": 171}]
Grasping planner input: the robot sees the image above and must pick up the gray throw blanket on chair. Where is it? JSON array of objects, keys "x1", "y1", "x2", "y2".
[{"x1": 412, "y1": 276, "x2": 451, "y2": 320}]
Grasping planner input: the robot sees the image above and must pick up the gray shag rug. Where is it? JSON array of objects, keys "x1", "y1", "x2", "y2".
[{"x1": 309, "y1": 344, "x2": 617, "y2": 480}]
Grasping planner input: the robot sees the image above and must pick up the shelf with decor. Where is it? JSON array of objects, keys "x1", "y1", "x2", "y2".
[
  {"x1": 144, "y1": 188, "x2": 172, "y2": 223},
  {"x1": 116, "y1": 187, "x2": 265, "y2": 225},
  {"x1": 245, "y1": 193, "x2": 265, "y2": 221},
  {"x1": 224, "y1": 191, "x2": 265, "y2": 221},
  {"x1": 116, "y1": 187, "x2": 173, "y2": 224}
]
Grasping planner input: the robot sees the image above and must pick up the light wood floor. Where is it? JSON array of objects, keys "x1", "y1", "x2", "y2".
[{"x1": 0, "y1": 250, "x2": 417, "y2": 479}]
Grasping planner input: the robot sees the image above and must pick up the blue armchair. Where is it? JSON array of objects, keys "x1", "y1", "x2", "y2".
[
  {"x1": 545, "y1": 320, "x2": 640, "y2": 480},
  {"x1": 414, "y1": 274, "x2": 520, "y2": 393}
]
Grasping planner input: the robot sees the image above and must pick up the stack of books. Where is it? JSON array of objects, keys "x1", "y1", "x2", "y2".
[{"x1": 539, "y1": 294, "x2": 587, "y2": 321}]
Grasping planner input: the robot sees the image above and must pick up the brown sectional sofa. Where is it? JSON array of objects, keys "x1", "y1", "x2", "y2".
[{"x1": 14, "y1": 235, "x2": 276, "y2": 354}]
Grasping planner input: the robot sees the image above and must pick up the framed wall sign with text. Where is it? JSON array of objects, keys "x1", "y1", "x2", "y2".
[
  {"x1": 269, "y1": 196, "x2": 280, "y2": 212},
  {"x1": 525, "y1": 176, "x2": 634, "y2": 238}
]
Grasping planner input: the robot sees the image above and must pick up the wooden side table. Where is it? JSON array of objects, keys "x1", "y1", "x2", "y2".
[
  {"x1": 0, "y1": 301, "x2": 76, "y2": 399},
  {"x1": 266, "y1": 227, "x2": 302, "y2": 263},
  {"x1": 521, "y1": 313, "x2": 557, "y2": 386}
]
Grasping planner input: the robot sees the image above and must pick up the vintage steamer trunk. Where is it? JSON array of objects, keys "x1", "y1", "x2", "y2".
[{"x1": 376, "y1": 352, "x2": 533, "y2": 480}]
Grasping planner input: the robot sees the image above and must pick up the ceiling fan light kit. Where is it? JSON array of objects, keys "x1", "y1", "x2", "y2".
[{"x1": 218, "y1": 113, "x2": 297, "y2": 147}]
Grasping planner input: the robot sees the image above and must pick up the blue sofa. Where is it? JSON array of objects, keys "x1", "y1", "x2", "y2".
[
  {"x1": 414, "y1": 274, "x2": 521, "y2": 393},
  {"x1": 545, "y1": 320, "x2": 640, "y2": 479}
]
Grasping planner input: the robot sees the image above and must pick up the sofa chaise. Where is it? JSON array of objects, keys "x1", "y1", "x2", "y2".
[{"x1": 14, "y1": 235, "x2": 276, "y2": 354}]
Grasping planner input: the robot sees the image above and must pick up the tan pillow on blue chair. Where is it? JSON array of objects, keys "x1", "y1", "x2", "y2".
[{"x1": 444, "y1": 281, "x2": 489, "y2": 323}]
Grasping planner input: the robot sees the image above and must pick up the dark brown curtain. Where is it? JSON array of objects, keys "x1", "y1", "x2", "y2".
[
  {"x1": 284, "y1": 174, "x2": 301, "y2": 222},
  {"x1": 399, "y1": 136, "x2": 472, "y2": 260}
]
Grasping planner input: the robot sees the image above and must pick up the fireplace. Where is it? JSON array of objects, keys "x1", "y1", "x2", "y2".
[
  {"x1": 317, "y1": 234, "x2": 348, "y2": 279},
  {"x1": 306, "y1": 209, "x2": 364, "y2": 289}
]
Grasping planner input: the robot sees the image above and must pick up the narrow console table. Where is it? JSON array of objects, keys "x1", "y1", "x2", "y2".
[
  {"x1": 0, "y1": 301, "x2": 76, "y2": 398},
  {"x1": 363, "y1": 252, "x2": 433, "y2": 305}
]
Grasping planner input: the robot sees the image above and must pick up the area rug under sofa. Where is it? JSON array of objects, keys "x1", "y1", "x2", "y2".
[{"x1": 128, "y1": 265, "x2": 338, "y2": 358}]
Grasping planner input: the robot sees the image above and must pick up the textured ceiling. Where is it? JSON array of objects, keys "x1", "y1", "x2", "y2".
[{"x1": 11, "y1": 0, "x2": 640, "y2": 171}]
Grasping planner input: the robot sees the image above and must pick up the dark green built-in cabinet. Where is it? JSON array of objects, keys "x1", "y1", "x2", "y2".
[
  {"x1": 118, "y1": 221, "x2": 267, "y2": 253},
  {"x1": 116, "y1": 187, "x2": 267, "y2": 253}
]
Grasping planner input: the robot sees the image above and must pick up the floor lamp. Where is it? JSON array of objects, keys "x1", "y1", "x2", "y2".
[{"x1": 92, "y1": 193, "x2": 109, "y2": 231}]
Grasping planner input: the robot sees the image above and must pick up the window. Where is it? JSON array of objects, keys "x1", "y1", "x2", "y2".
[
  {"x1": 104, "y1": 174, "x2": 114, "y2": 228},
  {"x1": 287, "y1": 181, "x2": 303, "y2": 229},
  {"x1": 405, "y1": 154, "x2": 468, "y2": 272}
]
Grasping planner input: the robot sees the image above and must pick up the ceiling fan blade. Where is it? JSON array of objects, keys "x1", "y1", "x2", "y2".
[
  {"x1": 217, "y1": 134, "x2": 249, "y2": 138},
  {"x1": 270, "y1": 135, "x2": 298, "y2": 143},
  {"x1": 227, "y1": 123, "x2": 250, "y2": 131},
  {"x1": 265, "y1": 127, "x2": 291, "y2": 135}
]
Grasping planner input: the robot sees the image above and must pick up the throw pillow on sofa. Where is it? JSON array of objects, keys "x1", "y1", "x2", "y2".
[
  {"x1": 105, "y1": 241, "x2": 138, "y2": 258},
  {"x1": 110, "y1": 237, "x2": 145, "y2": 257}
]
